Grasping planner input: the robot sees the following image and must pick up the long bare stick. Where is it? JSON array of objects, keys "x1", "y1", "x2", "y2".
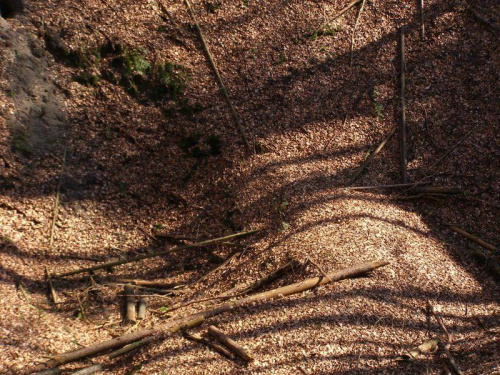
[
  {"x1": 427, "y1": 301, "x2": 463, "y2": 374},
  {"x1": 448, "y1": 225, "x2": 497, "y2": 252},
  {"x1": 108, "y1": 336, "x2": 154, "y2": 359},
  {"x1": 400, "y1": 28, "x2": 408, "y2": 183},
  {"x1": 36, "y1": 261, "x2": 387, "y2": 371},
  {"x1": 55, "y1": 229, "x2": 259, "y2": 277},
  {"x1": 348, "y1": 127, "x2": 396, "y2": 185},
  {"x1": 208, "y1": 325, "x2": 253, "y2": 362},
  {"x1": 184, "y1": 0, "x2": 250, "y2": 150},
  {"x1": 420, "y1": 0, "x2": 425, "y2": 39},
  {"x1": 163, "y1": 260, "x2": 299, "y2": 314},
  {"x1": 49, "y1": 146, "x2": 67, "y2": 249},
  {"x1": 349, "y1": 0, "x2": 366, "y2": 66},
  {"x1": 182, "y1": 330, "x2": 235, "y2": 359}
]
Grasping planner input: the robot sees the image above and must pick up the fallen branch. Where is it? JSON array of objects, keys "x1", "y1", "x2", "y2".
[
  {"x1": 115, "y1": 279, "x2": 181, "y2": 289},
  {"x1": 400, "y1": 27, "x2": 408, "y2": 183},
  {"x1": 313, "y1": 0, "x2": 363, "y2": 36},
  {"x1": 190, "y1": 251, "x2": 241, "y2": 286},
  {"x1": 164, "y1": 260, "x2": 299, "y2": 314},
  {"x1": 182, "y1": 330, "x2": 235, "y2": 359},
  {"x1": 349, "y1": 0, "x2": 366, "y2": 66},
  {"x1": 70, "y1": 364, "x2": 103, "y2": 375},
  {"x1": 55, "y1": 229, "x2": 259, "y2": 277},
  {"x1": 240, "y1": 259, "x2": 299, "y2": 294},
  {"x1": 427, "y1": 301, "x2": 463, "y2": 375},
  {"x1": 35, "y1": 261, "x2": 387, "y2": 371},
  {"x1": 184, "y1": 0, "x2": 250, "y2": 150},
  {"x1": 306, "y1": 257, "x2": 333, "y2": 283},
  {"x1": 208, "y1": 325, "x2": 253, "y2": 362},
  {"x1": 108, "y1": 336, "x2": 154, "y2": 359},
  {"x1": 35, "y1": 316, "x2": 205, "y2": 371},
  {"x1": 49, "y1": 147, "x2": 67, "y2": 249},
  {"x1": 348, "y1": 127, "x2": 396, "y2": 185},
  {"x1": 420, "y1": 0, "x2": 425, "y2": 39},
  {"x1": 448, "y1": 225, "x2": 497, "y2": 252}
]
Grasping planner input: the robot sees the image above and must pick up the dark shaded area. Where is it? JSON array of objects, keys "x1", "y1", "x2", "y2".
[
  {"x1": 0, "y1": 0, "x2": 23, "y2": 18},
  {"x1": 0, "y1": 0, "x2": 499, "y2": 373}
]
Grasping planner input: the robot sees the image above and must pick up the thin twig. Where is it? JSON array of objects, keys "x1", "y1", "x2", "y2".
[
  {"x1": 49, "y1": 146, "x2": 67, "y2": 249},
  {"x1": 306, "y1": 257, "x2": 333, "y2": 283},
  {"x1": 348, "y1": 127, "x2": 397, "y2": 185},
  {"x1": 420, "y1": 0, "x2": 425, "y2": 39},
  {"x1": 427, "y1": 301, "x2": 463, "y2": 375},
  {"x1": 55, "y1": 229, "x2": 259, "y2": 277},
  {"x1": 314, "y1": 0, "x2": 363, "y2": 36},
  {"x1": 349, "y1": 0, "x2": 366, "y2": 66},
  {"x1": 182, "y1": 330, "x2": 235, "y2": 359},
  {"x1": 400, "y1": 28, "x2": 407, "y2": 183},
  {"x1": 183, "y1": 0, "x2": 250, "y2": 150},
  {"x1": 76, "y1": 293, "x2": 87, "y2": 321}
]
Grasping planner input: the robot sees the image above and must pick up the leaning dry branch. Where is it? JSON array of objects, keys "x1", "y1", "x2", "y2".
[
  {"x1": 349, "y1": 0, "x2": 366, "y2": 66},
  {"x1": 45, "y1": 266, "x2": 60, "y2": 305},
  {"x1": 240, "y1": 259, "x2": 299, "y2": 294},
  {"x1": 448, "y1": 225, "x2": 497, "y2": 252},
  {"x1": 400, "y1": 27, "x2": 408, "y2": 183},
  {"x1": 182, "y1": 331, "x2": 235, "y2": 359},
  {"x1": 49, "y1": 147, "x2": 67, "y2": 249},
  {"x1": 35, "y1": 316, "x2": 205, "y2": 371},
  {"x1": 427, "y1": 301, "x2": 463, "y2": 375},
  {"x1": 55, "y1": 229, "x2": 259, "y2": 277},
  {"x1": 184, "y1": 0, "x2": 250, "y2": 150},
  {"x1": 208, "y1": 325, "x2": 253, "y2": 362},
  {"x1": 314, "y1": 0, "x2": 363, "y2": 36},
  {"x1": 420, "y1": 0, "x2": 425, "y2": 39},
  {"x1": 165, "y1": 260, "x2": 300, "y2": 314},
  {"x1": 36, "y1": 261, "x2": 387, "y2": 371},
  {"x1": 348, "y1": 127, "x2": 396, "y2": 185}
]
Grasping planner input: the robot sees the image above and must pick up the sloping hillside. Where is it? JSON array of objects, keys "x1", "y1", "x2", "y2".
[{"x1": 0, "y1": 1, "x2": 499, "y2": 374}]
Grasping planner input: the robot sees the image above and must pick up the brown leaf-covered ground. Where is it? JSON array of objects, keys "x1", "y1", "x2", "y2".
[{"x1": 1, "y1": 0, "x2": 499, "y2": 374}]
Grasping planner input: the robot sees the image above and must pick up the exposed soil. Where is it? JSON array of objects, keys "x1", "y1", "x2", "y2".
[{"x1": 0, "y1": 0, "x2": 499, "y2": 374}]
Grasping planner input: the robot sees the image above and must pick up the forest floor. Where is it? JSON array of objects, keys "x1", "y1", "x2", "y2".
[{"x1": 0, "y1": 0, "x2": 499, "y2": 374}]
